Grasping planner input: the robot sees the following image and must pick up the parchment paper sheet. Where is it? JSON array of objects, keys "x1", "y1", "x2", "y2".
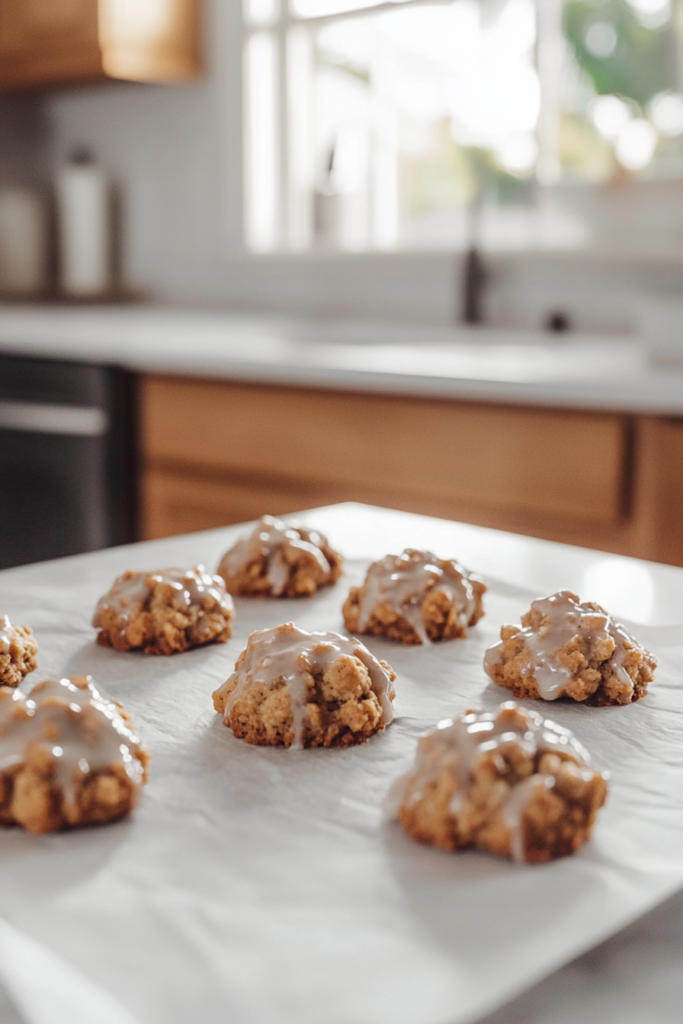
[{"x1": 0, "y1": 517, "x2": 682, "y2": 1024}]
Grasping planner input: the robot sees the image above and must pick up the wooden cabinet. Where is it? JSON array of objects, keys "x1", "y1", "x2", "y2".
[
  {"x1": 137, "y1": 374, "x2": 683, "y2": 567},
  {"x1": 0, "y1": 0, "x2": 201, "y2": 91}
]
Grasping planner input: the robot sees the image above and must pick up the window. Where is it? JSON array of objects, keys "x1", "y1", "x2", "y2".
[{"x1": 243, "y1": 0, "x2": 683, "y2": 253}]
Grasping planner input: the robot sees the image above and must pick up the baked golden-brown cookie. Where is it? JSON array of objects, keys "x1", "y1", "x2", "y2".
[
  {"x1": 217, "y1": 515, "x2": 343, "y2": 597},
  {"x1": 213, "y1": 621, "x2": 396, "y2": 748},
  {"x1": 0, "y1": 675, "x2": 149, "y2": 835},
  {"x1": 93, "y1": 565, "x2": 234, "y2": 655},
  {"x1": 0, "y1": 616, "x2": 38, "y2": 687},
  {"x1": 388, "y1": 702, "x2": 608, "y2": 863},
  {"x1": 343, "y1": 549, "x2": 486, "y2": 645},
  {"x1": 484, "y1": 590, "x2": 656, "y2": 706}
]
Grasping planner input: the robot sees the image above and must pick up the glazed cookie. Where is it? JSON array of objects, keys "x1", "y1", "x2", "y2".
[
  {"x1": 343, "y1": 549, "x2": 486, "y2": 645},
  {"x1": 213, "y1": 622, "x2": 396, "y2": 748},
  {"x1": 217, "y1": 515, "x2": 343, "y2": 597},
  {"x1": 484, "y1": 590, "x2": 656, "y2": 706},
  {"x1": 387, "y1": 702, "x2": 608, "y2": 863},
  {"x1": 93, "y1": 565, "x2": 234, "y2": 655},
  {"x1": 0, "y1": 616, "x2": 38, "y2": 687},
  {"x1": 0, "y1": 675, "x2": 149, "y2": 835}
]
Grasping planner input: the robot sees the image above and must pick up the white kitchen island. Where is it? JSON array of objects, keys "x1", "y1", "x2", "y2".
[{"x1": 0, "y1": 503, "x2": 681, "y2": 1024}]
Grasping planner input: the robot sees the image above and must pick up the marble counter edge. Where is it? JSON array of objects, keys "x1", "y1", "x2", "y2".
[{"x1": 0, "y1": 309, "x2": 682, "y2": 415}]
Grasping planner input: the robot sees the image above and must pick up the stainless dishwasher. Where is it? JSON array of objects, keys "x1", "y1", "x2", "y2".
[{"x1": 0, "y1": 352, "x2": 136, "y2": 569}]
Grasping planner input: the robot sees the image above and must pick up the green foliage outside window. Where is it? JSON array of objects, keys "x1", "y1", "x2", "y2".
[{"x1": 565, "y1": 0, "x2": 673, "y2": 105}]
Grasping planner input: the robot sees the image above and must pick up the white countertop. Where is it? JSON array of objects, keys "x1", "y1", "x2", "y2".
[
  {"x1": 0, "y1": 503, "x2": 681, "y2": 1024},
  {"x1": 1, "y1": 304, "x2": 683, "y2": 414}
]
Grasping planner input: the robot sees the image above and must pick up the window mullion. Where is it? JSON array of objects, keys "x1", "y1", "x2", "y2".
[
  {"x1": 536, "y1": 0, "x2": 562, "y2": 186},
  {"x1": 289, "y1": 0, "x2": 440, "y2": 29},
  {"x1": 286, "y1": 24, "x2": 314, "y2": 249}
]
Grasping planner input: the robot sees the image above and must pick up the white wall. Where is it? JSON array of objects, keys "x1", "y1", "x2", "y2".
[
  {"x1": 0, "y1": 96, "x2": 48, "y2": 187},
  {"x1": 489, "y1": 251, "x2": 683, "y2": 334},
  {"x1": 43, "y1": 0, "x2": 242, "y2": 304},
  {"x1": 36, "y1": 0, "x2": 683, "y2": 330}
]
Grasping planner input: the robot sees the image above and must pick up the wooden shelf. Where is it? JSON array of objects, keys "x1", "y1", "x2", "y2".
[{"x1": 0, "y1": 0, "x2": 201, "y2": 92}]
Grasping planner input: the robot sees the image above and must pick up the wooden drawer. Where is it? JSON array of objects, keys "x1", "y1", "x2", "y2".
[
  {"x1": 141, "y1": 468, "x2": 335, "y2": 540},
  {"x1": 141, "y1": 376, "x2": 629, "y2": 525}
]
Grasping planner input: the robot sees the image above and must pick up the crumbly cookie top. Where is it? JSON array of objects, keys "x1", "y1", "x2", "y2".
[
  {"x1": 220, "y1": 516, "x2": 333, "y2": 594},
  {"x1": 93, "y1": 566, "x2": 233, "y2": 635},
  {"x1": 0, "y1": 616, "x2": 39, "y2": 688},
  {"x1": 220, "y1": 622, "x2": 395, "y2": 746},
  {"x1": 0, "y1": 676, "x2": 146, "y2": 803},
  {"x1": 484, "y1": 590, "x2": 640, "y2": 700},
  {"x1": 357, "y1": 549, "x2": 482, "y2": 643},
  {"x1": 387, "y1": 702, "x2": 598, "y2": 862}
]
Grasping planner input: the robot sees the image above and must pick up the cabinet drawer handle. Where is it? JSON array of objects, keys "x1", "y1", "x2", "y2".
[{"x1": 0, "y1": 400, "x2": 109, "y2": 437}]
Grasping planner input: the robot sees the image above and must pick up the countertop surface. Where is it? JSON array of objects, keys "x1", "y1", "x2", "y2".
[
  {"x1": 1, "y1": 304, "x2": 683, "y2": 414},
  {"x1": 0, "y1": 503, "x2": 682, "y2": 1024}
]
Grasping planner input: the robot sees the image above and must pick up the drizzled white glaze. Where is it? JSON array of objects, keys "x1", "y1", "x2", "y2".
[
  {"x1": 484, "y1": 590, "x2": 634, "y2": 700},
  {"x1": 357, "y1": 549, "x2": 479, "y2": 643},
  {"x1": 219, "y1": 622, "x2": 395, "y2": 748},
  {"x1": 0, "y1": 617, "x2": 11, "y2": 655},
  {"x1": 386, "y1": 702, "x2": 594, "y2": 863},
  {"x1": 92, "y1": 565, "x2": 233, "y2": 642},
  {"x1": 220, "y1": 516, "x2": 331, "y2": 595},
  {"x1": 501, "y1": 775, "x2": 555, "y2": 863},
  {"x1": 0, "y1": 676, "x2": 145, "y2": 809}
]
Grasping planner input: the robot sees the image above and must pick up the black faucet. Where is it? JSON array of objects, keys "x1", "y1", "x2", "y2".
[
  {"x1": 461, "y1": 159, "x2": 487, "y2": 325},
  {"x1": 462, "y1": 244, "x2": 487, "y2": 324}
]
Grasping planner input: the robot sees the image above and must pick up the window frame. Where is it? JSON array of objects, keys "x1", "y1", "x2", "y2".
[{"x1": 241, "y1": 0, "x2": 683, "y2": 258}]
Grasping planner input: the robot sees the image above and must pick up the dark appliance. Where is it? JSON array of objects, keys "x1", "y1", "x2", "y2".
[{"x1": 0, "y1": 353, "x2": 136, "y2": 569}]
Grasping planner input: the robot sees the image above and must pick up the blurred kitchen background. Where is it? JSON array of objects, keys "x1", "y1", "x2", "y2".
[{"x1": 1, "y1": 0, "x2": 683, "y2": 572}]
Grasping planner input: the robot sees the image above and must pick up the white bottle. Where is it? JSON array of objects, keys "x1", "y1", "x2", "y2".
[
  {"x1": 314, "y1": 141, "x2": 340, "y2": 249},
  {"x1": 0, "y1": 187, "x2": 47, "y2": 296},
  {"x1": 56, "y1": 148, "x2": 112, "y2": 297}
]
